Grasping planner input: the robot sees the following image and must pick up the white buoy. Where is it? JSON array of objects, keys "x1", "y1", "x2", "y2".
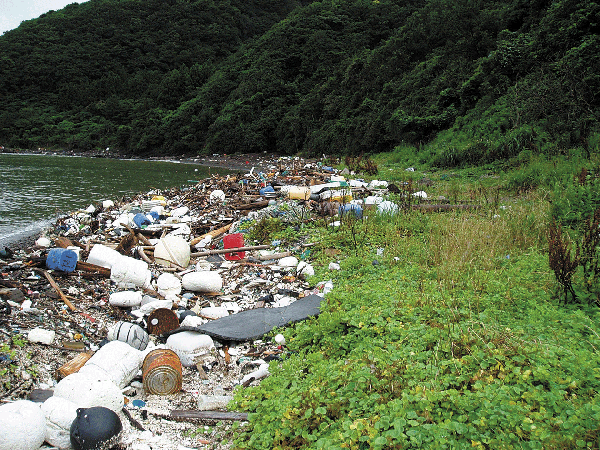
[
  {"x1": 0, "y1": 400, "x2": 47, "y2": 450},
  {"x1": 181, "y1": 271, "x2": 222, "y2": 293},
  {"x1": 154, "y1": 235, "x2": 191, "y2": 268},
  {"x1": 110, "y1": 256, "x2": 152, "y2": 289}
]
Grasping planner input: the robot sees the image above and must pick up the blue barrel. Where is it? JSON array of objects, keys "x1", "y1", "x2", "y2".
[
  {"x1": 46, "y1": 248, "x2": 78, "y2": 272},
  {"x1": 133, "y1": 213, "x2": 151, "y2": 228},
  {"x1": 339, "y1": 204, "x2": 363, "y2": 219}
]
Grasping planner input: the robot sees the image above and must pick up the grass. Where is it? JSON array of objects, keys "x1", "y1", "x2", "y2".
[{"x1": 227, "y1": 148, "x2": 600, "y2": 449}]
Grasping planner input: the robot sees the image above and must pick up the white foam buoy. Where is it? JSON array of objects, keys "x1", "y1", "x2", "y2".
[
  {"x1": 41, "y1": 396, "x2": 78, "y2": 449},
  {"x1": 110, "y1": 256, "x2": 152, "y2": 289},
  {"x1": 81, "y1": 340, "x2": 143, "y2": 388},
  {"x1": 53, "y1": 371, "x2": 124, "y2": 412},
  {"x1": 109, "y1": 291, "x2": 143, "y2": 308},
  {"x1": 156, "y1": 273, "x2": 182, "y2": 297},
  {"x1": 153, "y1": 235, "x2": 191, "y2": 268},
  {"x1": 166, "y1": 331, "x2": 214, "y2": 367},
  {"x1": 181, "y1": 271, "x2": 222, "y2": 293},
  {"x1": 86, "y1": 244, "x2": 123, "y2": 269},
  {"x1": 0, "y1": 400, "x2": 47, "y2": 450}
]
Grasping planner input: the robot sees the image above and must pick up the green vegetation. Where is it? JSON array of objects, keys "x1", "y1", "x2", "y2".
[
  {"x1": 229, "y1": 151, "x2": 600, "y2": 449},
  {"x1": 1, "y1": 0, "x2": 598, "y2": 162}
]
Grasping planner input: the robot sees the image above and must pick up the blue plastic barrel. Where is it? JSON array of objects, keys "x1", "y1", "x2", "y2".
[
  {"x1": 338, "y1": 204, "x2": 363, "y2": 219},
  {"x1": 133, "y1": 213, "x2": 151, "y2": 228},
  {"x1": 46, "y1": 248, "x2": 78, "y2": 272},
  {"x1": 259, "y1": 185, "x2": 275, "y2": 196}
]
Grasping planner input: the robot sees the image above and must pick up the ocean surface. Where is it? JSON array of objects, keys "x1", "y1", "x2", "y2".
[{"x1": 0, "y1": 153, "x2": 229, "y2": 247}]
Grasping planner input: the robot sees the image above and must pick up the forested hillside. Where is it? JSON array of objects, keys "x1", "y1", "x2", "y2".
[{"x1": 0, "y1": 0, "x2": 598, "y2": 164}]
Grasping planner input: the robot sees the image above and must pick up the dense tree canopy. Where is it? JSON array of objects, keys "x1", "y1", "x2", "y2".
[{"x1": 0, "y1": 0, "x2": 598, "y2": 163}]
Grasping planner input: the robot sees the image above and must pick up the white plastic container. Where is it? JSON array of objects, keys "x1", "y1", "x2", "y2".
[
  {"x1": 0, "y1": 400, "x2": 47, "y2": 450},
  {"x1": 181, "y1": 271, "x2": 222, "y2": 293},
  {"x1": 109, "y1": 291, "x2": 143, "y2": 308},
  {"x1": 110, "y1": 256, "x2": 152, "y2": 289},
  {"x1": 81, "y1": 340, "x2": 144, "y2": 388},
  {"x1": 27, "y1": 327, "x2": 56, "y2": 345},
  {"x1": 87, "y1": 244, "x2": 123, "y2": 269},
  {"x1": 154, "y1": 235, "x2": 191, "y2": 268},
  {"x1": 41, "y1": 396, "x2": 78, "y2": 449},
  {"x1": 166, "y1": 331, "x2": 214, "y2": 367}
]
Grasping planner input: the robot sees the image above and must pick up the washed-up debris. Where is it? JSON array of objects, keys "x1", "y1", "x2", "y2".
[{"x1": 0, "y1": 154, "x2": 441, "y2": 449}]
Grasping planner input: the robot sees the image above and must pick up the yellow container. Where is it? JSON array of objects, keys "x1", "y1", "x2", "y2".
[{"x1": 288, "y1": 186, "x2": 311, "y2": 200}]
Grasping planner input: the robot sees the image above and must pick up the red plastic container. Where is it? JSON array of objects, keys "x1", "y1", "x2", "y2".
[{"x1": 223, "y1": 233, "x2": 245, "y2": 260}]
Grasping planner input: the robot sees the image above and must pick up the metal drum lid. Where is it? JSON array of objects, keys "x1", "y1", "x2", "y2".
[{"x1": 147, "y1": 308, "x2": 179, "y2": 335}]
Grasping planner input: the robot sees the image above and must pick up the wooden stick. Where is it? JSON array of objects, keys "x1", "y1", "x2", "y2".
[
  {"x1": 137, "y1": 246, "x2": 153, "y2": 264},
  {"x1": 191, "y1": 245, "x2": 270, "y2": 258},
  {"x1": 33, "y1": 268, "x2": 77, "y2": 311},
  {"x1": 170, "y1": 410, "x2": 249, "y2": 421},
  {"x1": 75, "y1": 261, "x2": 111, "y2": 277},
  {"x1": 189, "y1": 223, "x2": 232, "y2": 246}
]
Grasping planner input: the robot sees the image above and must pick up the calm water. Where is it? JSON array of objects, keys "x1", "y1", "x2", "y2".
[{"x1": 0, "y1": 153, "x2": 229, "y2": 246}]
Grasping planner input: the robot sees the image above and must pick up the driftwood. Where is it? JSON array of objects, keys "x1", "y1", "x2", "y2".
[
  {"x1": 32, "y1": 268, "x2": 76, "y2": 311},
  {"x1": 189, "y1": 223, "x2": 233, "y2": 247},
  {"x1": 170, "y1": 410, "x2": 249, "y2": 422},
  {"x1": 191, "y1": 245, "x2": 270, "y2": 258},
  {"x1": 75, "y1": 261, "x2": 111, "y2": 277},
  {"x1": 234, "y1": 200, "x2": 270, "y2": 211}
]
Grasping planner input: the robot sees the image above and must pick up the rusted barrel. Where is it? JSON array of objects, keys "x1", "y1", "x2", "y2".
[{"x1": 142, "y1": 349, "x2": 182, "y2": 395}]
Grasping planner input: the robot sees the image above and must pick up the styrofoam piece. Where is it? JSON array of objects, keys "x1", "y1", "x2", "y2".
[
  {"x1": 166, "y1": 331, "x2": 214, "y2": 367},
  {"x1": 364, "y1": 195, "x2": 383, "y2": 205},
  {"x1": 413, "y1": 190, "x2": 428, "y2": 198},
  {"x1": 54, "y1": 372, "x2": 123, "y2": 412},
  {"x1": 109, "y1": 291, "x2": 143, "y2": 308},
  {"x1": 86, "y1": 244, "x2": 123, "y2": 269},
  {"x1": 181, "y1": 271, "x2": 222, "y2": 293},
  {"x1": 0, "y1": 400, "x2": 47, "y2": 450},
  {"x1": 241, "y1": 363, "x2": 270, "y2": 384},
  {"x1": 296, "y1": 261, "x2": 314, "y2": 279},
  {"x1": 132, "y1": 299, "x2": 173, "y2": 318},
  {"x1": 377, "y1": 200, "x2": 399, "y2": 214},
  {"x1": 170, "y1": 206, "x2": 189, "y2": 217},
  {"x1": 199, "y1": 306, "x2": 229, "y2": 319},
  {"x1": 154, "y1": 235, "x2": 191, "y2": 268},
  {"x1": 27, "y1": 327, "x2": 56, "y2": 345},
  {"x1": 156, "y1": 273, "x2": 182, "y2": 297},
  {"x1": 278, "y1": 256, "x2": 299, "y2": 268},
  {"x1": 82, "y1": 341, "x2": 143, "y2": 388},
  {"x1": 368, "y1": 180, "x2": 388, "y2": 189},
  {"x1": 348, "y1": 179, "x2": 368, "y2": 188},
  {"x1": 274, "y1": 334, "x2": 286, "y2": 345},
  {"x1": 180, "y1": 315, "x2": 205, "y2": 328},
  {"x1": 329, "y1": 262, "x2": 341, "y2": 271},
  {"x1": 113, "y1": 212, "x2": 134, "y2": 228},
  {"x1": 35, "y1": 237, "x2": 52, "y2": 248},
  {"x1": 41, "y1": 396, "x2": 78, "y2": 449},
  {"x1": 197, "y1": 395, "x2": 233, "y2": 411},
  {"x1": 102, "y1": 200, "x2": 115, "y2": 209},
  {"x1": 110, "y1": 257, "x2": 152, "y2": 289},
  {"x1": 209, "y1": 190, "x2": 225, "y2": 203}
]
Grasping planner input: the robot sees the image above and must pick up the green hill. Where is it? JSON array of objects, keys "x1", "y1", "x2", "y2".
[{"x1": 0, "y1": 0, "x2": 598, "y2": 165}]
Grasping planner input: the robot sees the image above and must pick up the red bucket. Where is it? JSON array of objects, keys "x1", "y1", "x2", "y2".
[{"x1": 223, "y1": 233, "x2": 245, "y2": 260}]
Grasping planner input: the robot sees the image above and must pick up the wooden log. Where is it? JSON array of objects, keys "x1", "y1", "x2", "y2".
[
  {"x1": 191, "y1": 245, "x2": 270, "y2": 258},
  {"x1": 234, "y1": 200, "x2": 269, "y2": 211},
  {"x1": 76, "y1": 261, "x2": 111, "y2": 277},
  {"x1": 170, "y1": 410, "x2": 249, "y2": 421}
]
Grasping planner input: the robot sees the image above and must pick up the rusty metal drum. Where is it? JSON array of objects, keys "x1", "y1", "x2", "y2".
[{"x1": 142, "y1": 349, "x2": 182, "y2": 395}]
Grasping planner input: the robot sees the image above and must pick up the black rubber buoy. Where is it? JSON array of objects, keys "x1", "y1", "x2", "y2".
[{"x1": 70, "y1": 406, "x2": 122, "y2": 450}]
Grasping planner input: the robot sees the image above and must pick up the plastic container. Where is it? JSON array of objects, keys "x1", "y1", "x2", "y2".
[
  {"x1": 223, "y1": 233, "x2": 245, "y2": 260},
  {"x1": 142, "y1": 349, "x2": 182, "y2": 395},
  {"x1": 132, "y1": 213, "x2": 151, "y2": 228},
  {"x1": 339, "y1": 204, "x2": 363, "y2": 219},
  {"x1": 106, "y1": 321, "x2": 149, "y2": 351},
  {"x1": 46, "y1": 248, "x2": 78, "y2": 272},
  {"x1": 287, "y1": 186, "x2": 311, "y2": 200}
]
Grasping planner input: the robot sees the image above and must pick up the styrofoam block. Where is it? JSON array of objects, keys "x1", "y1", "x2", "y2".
[
  {"x1": 198, "y1": 306, "x2": 228, "y2": 319},
  {"x1": 0, "y1": 400, "x2": 46, "y2": 450},
  {"x1": 27, "y1": 327, "x2": 56, "y2": 345},
  {"x1": 110, "y1": 257, "x2": 151, "y2": 289},
  {"x1": 167, "y1": 331, "x2": 214, "y2": 367},
  {"x1": 41, "y1": 396, "x2": 78, "y2": 449},
  {"x1": 54, "y1": 372, "x2": 123, "y2": 412},
  {"x1": 86, "y1": 244, "x2": 123, "y2": 269},
  {"x1": 181, "y1": 271, "x2": 222, "y2": 293},
  {"x1": 82, "y1": 341, "x2": 143, "y2": 388},
  {"x1": 109, "y1": 291, "x2": 143, "y2": 308},
  {"x1": 156, "y1": 273, "x2": 182, "y2": 297}
]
